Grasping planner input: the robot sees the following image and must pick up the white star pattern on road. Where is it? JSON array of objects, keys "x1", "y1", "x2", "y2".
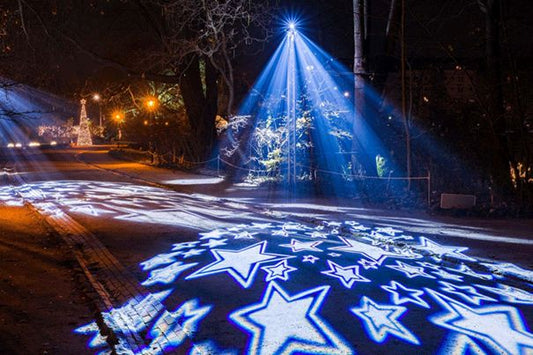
[
  {"x1": 172, "y1": 241, "x2": 201, "y2": 251},
  {"x1": 437, "y1": 281, "x2": 496, "y2": 305},
  {"x1": 140, "y1": 252, "x2": 182, "y2": 271},
  {"x1": 280, "y1": 239, "x2": 323, "y2": 253},
  {"x1": 230, "y1": 282, "x2": 353, "y2": 355},
  {"x1": 386, "y1": 261, "x2": 436, "y2": 279},
  {"x1": 350, "y1": 296, "x2": 420, "y2": 345},
  {"x1": 329, "y1": 236, "x2": 419, "y2": 265},
  {"x1": 202, "y1": 238, "x2": 228, "y2": 249},
  {"x1": 302, "y1": 255, "x2": 320, "y2": 264},
  {"x1": 475, "y1": 283, "x2": 533, "y2": 305},
  {"x1": 147, "y1": 299, "x2": 212, "y2": 353},
  {"x1": 199, "y1": 230, "x2": 229, "y2": 240},
  {"x1": 180, "y1": 248, "x2": 205, "y2": 259},
  {"x1": 415, "y1": 237, "x2": 476, "y2": 261},
  {"x1": 142, "y1": 262, "x2": 199, "y2": 286},
  {"x1": 321, "y1": 260, "x2": 370, "y2": 288},
  {"x1": 186, "y1": 241, "x2": 291, "y2": 288},
  {"x1": 427, "y1": 289, "x2": 533, "y2": 354},
  {"x1": 261, "y1": 260, "x2": 297, "y2": 282},
  {"x1": 381, "y1": 281, "x2": 430, "y2": 308},
  {"x1": 446, "y1": 263, "x2": 493, "y2": 280},
  {"x1": 431, "y1": 269, "x2": 464, "y2": 282},
  {"x1": 481, "y1": 262, "x2": 533, "y2": 282},
  {"x1": 358, "y1": 259, "x2": 379, "y2": 270}
]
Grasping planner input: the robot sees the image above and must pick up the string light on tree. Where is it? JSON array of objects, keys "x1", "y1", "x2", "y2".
[{"x1": 77, "y1": 99, "x2": 93, "y2": 146}]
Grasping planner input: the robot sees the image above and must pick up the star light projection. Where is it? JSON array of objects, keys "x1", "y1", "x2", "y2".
[
  {"x1": 216, "y1": 19, "x2": 396, "y2": 197},
  {"x1": 1, "y1": 179, "x2": 531, "y2": 353},
  {"x1": 70, "y1": 217, "x2": 533, "y2": 355}
]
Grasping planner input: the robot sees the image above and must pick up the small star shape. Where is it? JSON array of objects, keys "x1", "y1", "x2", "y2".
[
  {"x1": 321, "y1": 260, "x2": 370, "y2": 288},
  {"x1": 202, "y1": 238, "x2": 228, "y2": 248},
  {"x1": 262, "y1": 260, "x2": 297, "y2": 282},
  {"x1": 302, "y1": 255, "x2": 319, "y2": 264},
  {"x1": 281, "y1": 239, "x2": 323, "y2": 253},
  {"x1": 386, "y1": 261, "x2": 436, "y2": 279}
]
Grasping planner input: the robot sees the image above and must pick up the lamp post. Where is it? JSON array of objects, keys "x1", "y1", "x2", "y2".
[
  {"x1": 112, "y1": 110, "x2": 124, "y2": 142},
  {"x1": 92, "y1": 93, "x2": 103, "y2": 127}
]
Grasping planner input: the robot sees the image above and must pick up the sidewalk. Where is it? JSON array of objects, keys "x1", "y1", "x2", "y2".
[{"x1": 0, "y1": 206, "x2": 92, "y2": 354}]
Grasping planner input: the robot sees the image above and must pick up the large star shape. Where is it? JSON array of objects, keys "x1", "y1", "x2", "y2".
[
  {"x1": 329, "y1": 236, "x2": 418, "y2": 265},
  {"x1": 438, "y1": 281, "x2": 496, "y2": 305},
  {"x1": 147, "y1": 299, "x2": 212, "y2": 353},
  {"x1": 142, "y1": 262, "x2": 199, "y2": 286},
  {"x1": 229, "y1": 282, "x2": 352, "y2": 355},
  {"x1": 350, "y1": 296, "x2": 420, "y2": 345},
  {"x1": 321, "y1": 260, "x2": 370, "y2": 288},
  {"x1": 386, "y1": 261, "x2": 436, "y2": 279},
  {"x1": 475, "y1": 283, "x2": 533, "y2": 305},
  {"x1": 427, "y1": 289, "x2": 533, "y2": 354},
  {"x1": 261, "y1": 260, "x2": 297, "y2": 282},
  {"x1": 280, "y1": 239, "x2": 323, "y2": 253},
  {"x1": 381, "y1": 281, "x2": 429, "y2": 308},
  {"x1": 415, "y1": 237, "x2": 476, "y2": 261},
  {"x1": 186, "y1": 241, "x2": 290, "y2": 288}
]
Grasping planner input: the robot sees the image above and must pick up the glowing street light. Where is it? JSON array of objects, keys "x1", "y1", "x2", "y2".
[
  {"x1": 144, "y1": 96, "x2": 159, "y2": 111},
  {"x1": 112, "y1": 110, "x2": 124, "y2": 140},
  {"x1": 92, "y1": 93, "x2": 103, "y2": 126}
]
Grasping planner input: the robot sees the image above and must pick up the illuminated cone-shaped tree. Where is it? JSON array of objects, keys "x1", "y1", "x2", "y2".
[{"x1": 77, "y1": 99, "x2": 93, "y2": 146}]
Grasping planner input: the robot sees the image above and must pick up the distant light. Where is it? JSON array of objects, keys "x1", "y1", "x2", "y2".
[
  {"x1": 343, "y1": 91, "x2": 350, "y2": 98},
  {"x1": 15, "y1": 143, "x2": 22, "y2": 148},
  {"x1": 50, "y1": 141, "x2": 57, "y2": 146},
  {"x1": 455, "y1": 65, "x2": 462, "y2": 70},
  {"x1": 423, "y1": 96, "x2": 430, "y2": 103},
  {"x1": 143, "y1": 120, "x2": 148, "y2": 125},
  {"x1": 7, "y1": 143, "x2": 14, "y2": 148},
  {"x1": 305, "y1": 65, "x2": 314, "y2": 71},
  {"x1": 92, "y1": 93, "x2": 101, "y2": 101},
  {"x1": 388, "y1": 116, "x2": 393, "y2": 120},
  {"x1": 145, "y1": 96, "x2": 159, "y2": 111},
  {"x1": 29, "y1": 142, "x2": 41, "y2": 147}
]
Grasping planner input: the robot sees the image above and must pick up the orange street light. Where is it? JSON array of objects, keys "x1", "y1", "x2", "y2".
[
  {"x1": 144, "y1": 96, "x2": 159, "y2": 111},
  {"x1": 112, "y1": 110, "x2": 124, "y2": 122},
  {"x1": 92, "y1": 93, "x2": 101, "y2": 101}
]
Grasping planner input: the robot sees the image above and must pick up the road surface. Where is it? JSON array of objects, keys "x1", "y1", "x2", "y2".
[{"x1": 1, "y1": 146, "x2": 532, "y2": 354}]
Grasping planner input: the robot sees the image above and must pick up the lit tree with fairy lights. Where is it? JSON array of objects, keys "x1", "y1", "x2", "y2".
[{"x1": 77, "y1": 99, "x2": 93, "y2": 146}]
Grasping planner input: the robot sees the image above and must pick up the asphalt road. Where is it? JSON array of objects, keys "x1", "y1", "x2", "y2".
[{"x1": 1, "y1": 146, "x2": 533, "y2": 355}]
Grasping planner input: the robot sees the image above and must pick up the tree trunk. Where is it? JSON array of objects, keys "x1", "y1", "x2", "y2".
[
  {"x1": 352, "y1": 0, "x2": 375, "y2": 177},
  {"x1": 179, "y1": 56, "x2": 218, "y2": 159},
  {"x1": 400, "y1": 0, "x2": 411, "y2": 190},
  {"x1": 484, "y1": 0, "x2": 512, "y2": 200}
]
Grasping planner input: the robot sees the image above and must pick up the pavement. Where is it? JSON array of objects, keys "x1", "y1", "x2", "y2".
[{"x1": 1, "y1": 146, "x2": 533, "y2": 355}]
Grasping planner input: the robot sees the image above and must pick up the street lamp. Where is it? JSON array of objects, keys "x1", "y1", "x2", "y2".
[
  {"x1": 112, "y1": 110, "x2": 124, "y2": 141},
  {"x1": 92, "y1": 93, "x2": 103, "y2": 127}
]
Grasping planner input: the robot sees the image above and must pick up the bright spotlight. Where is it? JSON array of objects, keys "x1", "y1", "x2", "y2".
[
  {"x1": 343, "y1": 91, "x2": 350, "y2": 98},
  {"x1": 288, "y1": 22, "x2": 296, "y2": 30}
]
